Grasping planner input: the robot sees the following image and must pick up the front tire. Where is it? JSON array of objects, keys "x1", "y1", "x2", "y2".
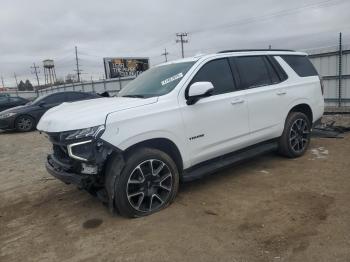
[
  {"x1": 110, "y1": 148, "x2": 179, "y2": 218},
  {"x1": 278, "y1": 112, "x2": 311, "y2": 158},
  {"x1": 15, "y1": 115, "x2": 35, "y2": 132}
]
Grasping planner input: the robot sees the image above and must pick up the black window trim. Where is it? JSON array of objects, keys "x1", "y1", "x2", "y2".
[
  {"x1": 263, "y1": 56, "x2": 285, "y2": 84},
  {"x1": 267, "y1": 55, "x2": 288, "y2": 82},
  {"x1": 185, "y1": 57, "x2": 237, "y2": 99}
]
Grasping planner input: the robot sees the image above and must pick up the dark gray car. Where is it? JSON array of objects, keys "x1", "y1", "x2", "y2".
[
  {"x1": 0, "y1": 91, "x2": 100, "y2": 132},
  {"x1": 0, "y1": 96, "x2": 29, "y2": 112}
]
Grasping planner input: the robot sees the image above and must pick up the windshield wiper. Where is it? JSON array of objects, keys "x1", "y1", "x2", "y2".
[{"x1": 121, "y1": 95, "x2": 145, "y2": 98}]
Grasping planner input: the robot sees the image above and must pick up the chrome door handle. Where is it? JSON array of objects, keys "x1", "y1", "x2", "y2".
[
  {"x1": 276, "y1": 91, "x2": 287, "y2": 96},
  {"x1": 231, "y1": 98, "x2": 245, "y2": 105}
]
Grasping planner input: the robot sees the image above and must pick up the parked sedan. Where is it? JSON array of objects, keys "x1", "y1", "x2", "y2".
[
  {"x1": 0, "y1": 96, "x2": 29, "y2": 112},
  {"x1": 0, "y1": 91, "x2": 100, "y2": 132}
]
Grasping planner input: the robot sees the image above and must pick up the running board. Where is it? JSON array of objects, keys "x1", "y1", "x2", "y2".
[{"x1": 182, "y1": 141, "x2": 278, "y2": 182}]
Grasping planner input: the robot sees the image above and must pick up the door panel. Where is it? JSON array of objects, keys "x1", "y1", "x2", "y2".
[
  {"x1": 181, "y1": 91, "x2": 249, "y2": 166},
  {"x1": 244, "y1": 84, "x2": 287, "y2": 136}
]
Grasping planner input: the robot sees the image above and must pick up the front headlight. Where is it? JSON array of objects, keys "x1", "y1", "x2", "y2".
[
  {"x1": 64, "y1": 125, "x2": 105, "y2": 141},
  {"x1": 0, "y1": 112, "x2": 16, "y2": 119}
]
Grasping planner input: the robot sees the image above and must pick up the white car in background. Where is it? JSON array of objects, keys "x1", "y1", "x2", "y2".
[{"x1": 37, "y1": 49, "x2": 324, "y2": 218}]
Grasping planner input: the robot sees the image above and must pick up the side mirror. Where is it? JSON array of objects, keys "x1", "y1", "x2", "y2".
[{"x1": 186, "y1": 81, "x2": 214, "y2": 105}]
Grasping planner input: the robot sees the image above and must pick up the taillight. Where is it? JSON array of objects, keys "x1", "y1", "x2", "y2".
[{"x1": 319, "y1": 76, "x2": 324, "y2": 95}]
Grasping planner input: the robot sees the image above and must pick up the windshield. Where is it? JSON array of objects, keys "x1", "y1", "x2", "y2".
[
  {"x1": 30, "y1": 94, "x2": 50, "y2": 105},
  {"x1": 118, "y1": 62, "x2": 195, "y2": 98}
]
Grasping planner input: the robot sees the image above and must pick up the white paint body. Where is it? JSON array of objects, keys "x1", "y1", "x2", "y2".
[{"x1": 37, "y1": 51, "x2": 324, "y2": 169}]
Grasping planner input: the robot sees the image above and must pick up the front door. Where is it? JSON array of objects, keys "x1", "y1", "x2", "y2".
[{"x1": 180, "y1": 58, "x2": 250, "y2": 166}]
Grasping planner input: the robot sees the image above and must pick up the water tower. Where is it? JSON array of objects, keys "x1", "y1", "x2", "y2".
[{"x1": 43, "y1": 59, "x2": 57, "y2": 85}]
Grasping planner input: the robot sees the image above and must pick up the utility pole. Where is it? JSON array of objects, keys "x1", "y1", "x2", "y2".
[
  {"x1": 13, "y1": 73, "x2": 18, "y2": 87},
  {"x1": 75, "y1": 46, "x2": 82, "y2": 82},
  {"x1": 13, "y1": 73, "x2": 19, "y2": 95},
  {"x1": 338, "y1": 32, "x2": 343, "y2": 107},
  {"x1": 161, "y1": 48, "x2": 169, "y2": 62},
  {"x1": 176, "y1": 33, "x2": 189, "y2": 58},
  {"x1": 1, "y1": 76, "x2": 5, "y2": 88},
  {"x1": 31, "y1": 63, "x2": 40, "y2": 86}
]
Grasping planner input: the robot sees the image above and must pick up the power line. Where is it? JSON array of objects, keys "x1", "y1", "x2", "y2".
[
  {"x1": 190, "y1": 0, "x2": 346, "y2": 35},
  {"x1": 133, "y1": 0, "x2": 347, "y2": 54},
  {"x1": 176, "y1": 33, "x2": 189, "y2": 58},
  {"x1": 161, "y1": 48, "x2": 169, "y2": 62},
  {"x1": 30, "y1": 63, "x2": 40, "y2": 86}
]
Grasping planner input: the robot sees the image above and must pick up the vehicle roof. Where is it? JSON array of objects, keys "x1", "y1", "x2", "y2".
[{"x1": 157, "y1": 49, "x2": 308, "y2": 67}]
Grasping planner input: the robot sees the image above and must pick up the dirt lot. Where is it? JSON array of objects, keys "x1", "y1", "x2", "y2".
[{"x1": 1, "y1": 122, "x2": 350, "y2": 261}]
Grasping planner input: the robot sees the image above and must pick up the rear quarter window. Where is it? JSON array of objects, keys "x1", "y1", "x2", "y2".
[{"x1": 281, "y1": 55, "x2": 318, "y2": 77}]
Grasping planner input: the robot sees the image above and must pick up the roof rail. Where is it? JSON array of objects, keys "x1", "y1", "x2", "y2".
[{"x1": 218, "y1": 49, "x2": 295, "y2": 53}]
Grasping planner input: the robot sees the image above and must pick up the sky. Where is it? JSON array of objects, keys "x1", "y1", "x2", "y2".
[{"x1": 1, "y1": 0, "x2": 350, "y2": 87}]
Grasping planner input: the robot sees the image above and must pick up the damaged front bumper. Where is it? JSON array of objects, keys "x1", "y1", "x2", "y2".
[
  {"x1": 44, "y1": 132, "x2": 115, "y2": 188},
  {"x1": 43, "y1": 131, "x2": 125, "y2": 213},
  {"x1": 46, "y1": 155, "x2": 87, "y2": 187}
]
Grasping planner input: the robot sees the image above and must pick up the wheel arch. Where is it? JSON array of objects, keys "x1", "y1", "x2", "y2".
[
  {"x1": 288, "y1": 103, "x2": 313, "y2": 124},
  {"x1": 123, "y1": 138, "x2": 184, "y2": 173}
]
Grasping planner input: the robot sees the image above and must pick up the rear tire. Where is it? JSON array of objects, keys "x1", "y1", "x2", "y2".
[
  {"x1": 278, "y1": 112, "x2": 311, "y2": 158},
  {"x1": 109, "y1": 148, "x2": 179, "y2": 218},
  {"x1": 15, "y1": 115, "x2": 35, "y2": 132}
]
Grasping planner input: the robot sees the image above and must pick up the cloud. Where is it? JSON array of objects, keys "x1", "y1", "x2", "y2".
[{"x1": 0, "y1": 0, "x2": 349, "y2": 86}]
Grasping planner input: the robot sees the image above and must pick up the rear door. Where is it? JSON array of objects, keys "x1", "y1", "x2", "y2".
[
  {"x1": 180, "y1": 58, "x2": 250, "y2": 166},
  {"x1": 230, "y1": 55, "x2": 288, "y2": 141}
]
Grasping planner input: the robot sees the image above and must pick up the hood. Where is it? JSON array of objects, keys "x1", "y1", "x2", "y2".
[
  {"x1": 37, "y1": 96, "x2": 158, "y2": 133},
  {"x1": 0, "y1": 104, "x2": 37, "y2": 114}
]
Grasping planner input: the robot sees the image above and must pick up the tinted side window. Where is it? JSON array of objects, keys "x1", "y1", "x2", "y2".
[
  {"x1": 9, "y1": 97, "x2": 24, "y2": 102},
  {"x1": 191, "y1": 58, "x2": 235, "y2": 95},
  {"x1": 0, "y1": 97, "x2": 9, "y2": 103},
  {"x1": 233, "y1": 56, "x2": 271, "y2": 89},
  {"x1": 281, "y1": 55, "x2": 318, "y2": 77},
  {"x1": 44, "y1": 93, "x2": 67, "y2": 104},
  {"x1": 67, "y1": 92, "x2": 88, "y2": 101}
]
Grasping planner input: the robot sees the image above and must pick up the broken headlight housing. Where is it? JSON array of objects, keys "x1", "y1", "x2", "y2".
[{"x1": 64, "y1": 125, "x2": 105, "y2": 141}]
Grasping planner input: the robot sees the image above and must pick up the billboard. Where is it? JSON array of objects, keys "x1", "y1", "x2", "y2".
[{"x1": 103, "y1": 57, "x2": 149, "y2": 79}]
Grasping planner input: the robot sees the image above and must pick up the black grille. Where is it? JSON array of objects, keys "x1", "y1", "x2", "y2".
[
  {"x1": 53, "y1": 144, "x2": 70, "y2": 163},
  {"x1": 48, "y1": 132, "x2": 62, "y2": 144}
]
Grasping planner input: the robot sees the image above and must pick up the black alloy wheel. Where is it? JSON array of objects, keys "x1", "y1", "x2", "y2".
[
  {"x1": 126, "y1": 159, "x2": 173, "y2": 212},
  {"x1": 278, "y1": 112, "x2": 311, "y2": 158},
  {"x1": 109, "y1": 148, "x2": 179, "y2": 218},
  {"x1": 289, "y1": 118, "x2": 310, "y2": 153}
]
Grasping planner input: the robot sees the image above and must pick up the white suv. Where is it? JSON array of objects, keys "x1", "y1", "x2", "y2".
[{"x1": 37, "y1": 49, "x2": 324, "y2": 217}]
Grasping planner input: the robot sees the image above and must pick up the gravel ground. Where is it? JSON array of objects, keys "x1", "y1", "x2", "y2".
[{"x1": 0, "y1": 118, "x2": 350, "y2": 262}]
